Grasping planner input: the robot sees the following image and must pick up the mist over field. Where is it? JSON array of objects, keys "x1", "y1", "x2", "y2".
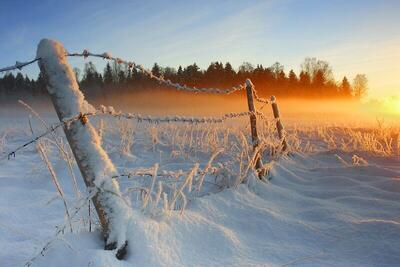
[{"x1": 3, "y1": 89, "x2": 397, "y2": 128}]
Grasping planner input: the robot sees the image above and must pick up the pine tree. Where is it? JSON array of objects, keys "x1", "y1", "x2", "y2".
[
  {"x1": 177, "y1": 65, "x2": 183, "y2": 83},
  {"x1": 224, "y1": 62, "x2": 235, "y2": 84},
  {"x1": 103, "y1": 63, "x2": 113, "y2": 85},
  {"x1": 277, "y1": 70, "x2": 286, "y2": 83},
  {"x1": 313, "y1": 69, "x2": 325, "y2": 87},
  {"x1": 299, "y1": 71, "x2": 311, "y2": 95},
  {"x1": 288, "y1": 70, "x2": 297, "y2": 85},
  {"x1": 151, "y1": 63, "x2": 161, "y2": 77},
  {"x1": 36, "y1": 71, "x2": 47, "y2": 95},
  {"x1": 177, "y1": 66, "x2": 183, "y2": 76},
  {"x1": 183, "y1": 63, "x2": 201, "y2": 85},
  {"x1": 15, "y1": 73, "x2": 25, "y2": 93},
  {"x1": 118, "y1": 70, "x2": 126, "y2": 84},
  {"x1": 340, "y1": 76, "x2": 352, "y2": 97}
]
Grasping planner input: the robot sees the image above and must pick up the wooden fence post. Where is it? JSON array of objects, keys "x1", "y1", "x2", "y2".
[
  {"x1": 270, "y1": 96, "x2": 288, "y2": 151},
  {"x1": 245, "y1": 79, "x2": 264, "y2": 179},
  {"x1": 37, "y1": 39, "x2": 128, "y2": 259}
]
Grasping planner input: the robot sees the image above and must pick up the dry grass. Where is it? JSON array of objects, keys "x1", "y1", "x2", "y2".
[{"x1": 1, "y1": 109, "x2": 398, "y2": 254}]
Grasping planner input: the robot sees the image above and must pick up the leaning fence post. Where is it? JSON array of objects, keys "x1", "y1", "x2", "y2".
[
  {"x1": 270, "y1": 96, "x2": 288, "y2": 151},
  {"x1": 245, "y1": 79, "x2": 264, "y2": 179},
  {"x1": 37, "y1": 39, "x2": 129, "y2": 259}
]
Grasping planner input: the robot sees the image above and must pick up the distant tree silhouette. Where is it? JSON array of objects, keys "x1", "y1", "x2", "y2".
[
  {"x1": 80, "y1": 62, "x2": 103, "y2": 98},
  {"x1": 299, "y1": 71, "x2": 311, "y2": 89},
  {"x1": 301, "y1": 57, "x2": 333, "y2": 83},
  {"x1": 224, "y1": 62, "x2": 235, "y2": 75},
  {"x1": 352, "y1": 74, "x2": 368, "y2": 99},
  {"x1": 288, "y1": 70, "x2": 298, "y2": 85},
  {"x1": 205, "y1": 62, "x2": 223, "y2": 86},
  {"x1": 175, "y1": 65, "x2": 183, "y2": 84},
  {"x1": 15, "y1": 73, "x2": 24, "y2": 93},
  {"x1": 0, "y1": 57, "x2": 363, "y2": 102},
  {"x1": 340, "y1": 76, "x2": 352, "y2": 97},
  {"x1": 222, "y1": 62, "x2": 235, "y2": 86},
  {"x1": 288, "y1": 69, "x2": 298, "y2": 95},
  {"x1": 36, "y1": 71, "x2": 47, "y2": 95},
  {"x1": 151, "y1": 63, "x2": 161, "y2": 77},
  {"x1": 313, "y1": 69, "x2": 325, "y2": 88},
  {"x1": 161, "y1": 67, "x2": 177, "y2": 82},
  {"x1": 73, "y1": 67, "x2": 81, "y2": 82},
  {"x1": 270, "y1": 62, "x2": 284, "y2": 79},
  {"x1": 118, "y1": 70, "x2": 126, "y2": 84},
  {"x1": 183, "y1": 63, "x2": 201, "y2": 86},
  {"x1": 103, "y1": 63, "x2": 113, "y2": 85},
  {"x1": 82, "y1": 62, "x2": 98, "y2": 84},
  {"x1": 238, "y1": 62, "x2": 254, "y2": 74}
]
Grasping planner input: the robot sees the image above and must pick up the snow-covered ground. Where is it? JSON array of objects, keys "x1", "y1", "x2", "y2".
[{"x1": 0, "y1": 111, "x2": 399, "y2": 267}]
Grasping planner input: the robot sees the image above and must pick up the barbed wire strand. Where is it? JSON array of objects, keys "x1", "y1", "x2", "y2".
[
  {"x1": 0, "y1": 49, "x2": 273, "y2": 162},
  {"x1": 0, "y1": 113, "x2": 84, "y2": 162},
  {"x1": 0, "y1": 51, "x2": 271, "y2": 104},
  {"x1": 68, "y1": 51, "x2": 245, "y2": 95},
  {"x1": 93, "y1": 106, "x2": 267, "y2": 124},
  {"x1": 0, "y1": 49, "x2": 277, "y2": 265},
  {"x1": 1, "y1": 109, "x2": 269, "y2": 163},
  {"x1": 0, "y1": 58, "x2": 41, "y2": 73},
  {"x1": 68, "y1": 51, "x2": 274, "y2": 104},
  {"x1": 24, "y1": 188, "x2": 98, "y2": 267},
  {"x1": 113, "y1": 166, "x2": 214, "y2": 180},
  {"x1": 253, "y1": 90, "x2": 271, "y2": 104}
]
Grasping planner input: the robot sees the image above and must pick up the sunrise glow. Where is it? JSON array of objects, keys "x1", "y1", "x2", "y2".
[{"x1": 383, "y1": 97, "x2": 400, "y2": 115}]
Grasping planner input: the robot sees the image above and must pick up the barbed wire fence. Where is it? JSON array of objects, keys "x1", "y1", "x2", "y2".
[
  {"x1": 1, "y1": 43, "x2": 289, "y2": 264},
  {"x1": 0, "y1": 50, "x2": 269, "y2": 99},
  {"x1": 0, "y1": 49, "x2": 286, "y2": 164},
  {"x1": 0, "y1": 108, "x2": 269, "y2": 163}
]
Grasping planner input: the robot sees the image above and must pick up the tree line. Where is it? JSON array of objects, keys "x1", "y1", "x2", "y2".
[{"x1": 0, "y1": 57, "x2": 368, "y2": 102}]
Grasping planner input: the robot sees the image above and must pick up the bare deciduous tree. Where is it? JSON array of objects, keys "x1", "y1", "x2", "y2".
[
  {"x1": 301, "y1": 57, "x2": 333, "y2": 82},
  {"x1": 352, "y1": 74, "x2": 368, "y2": 99}
]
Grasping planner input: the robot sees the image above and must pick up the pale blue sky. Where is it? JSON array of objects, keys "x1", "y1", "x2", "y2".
[{"x1": 1, "y1": 0, "x2": 399, "y2": 97}]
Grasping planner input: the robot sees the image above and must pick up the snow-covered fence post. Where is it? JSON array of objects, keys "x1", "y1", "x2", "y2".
[
  {"x1": 36, "y1": 39, "x2": 130, "y2": 259},
  {"x1": 245, "y1": 79, "x2": 264, "y2": 179},
  {"x1": 270, "y1": 96, "x2": 288, "y2": 151}
]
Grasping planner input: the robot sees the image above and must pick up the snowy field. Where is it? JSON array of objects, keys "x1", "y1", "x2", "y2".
[{"x1": 0, "y1": 109, "x2": 399, "y2": 267}]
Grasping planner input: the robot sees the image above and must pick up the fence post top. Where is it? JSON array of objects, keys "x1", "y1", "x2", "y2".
[
  {"x1": 245, "y1": 79, "x2": 254, "y2": 88},
  {"x1": 270, "y1": 95, "x2": 276, "y2": 103},
  {"x1": 37, "y1": 39, "x2": 66, "y2": 61}
]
